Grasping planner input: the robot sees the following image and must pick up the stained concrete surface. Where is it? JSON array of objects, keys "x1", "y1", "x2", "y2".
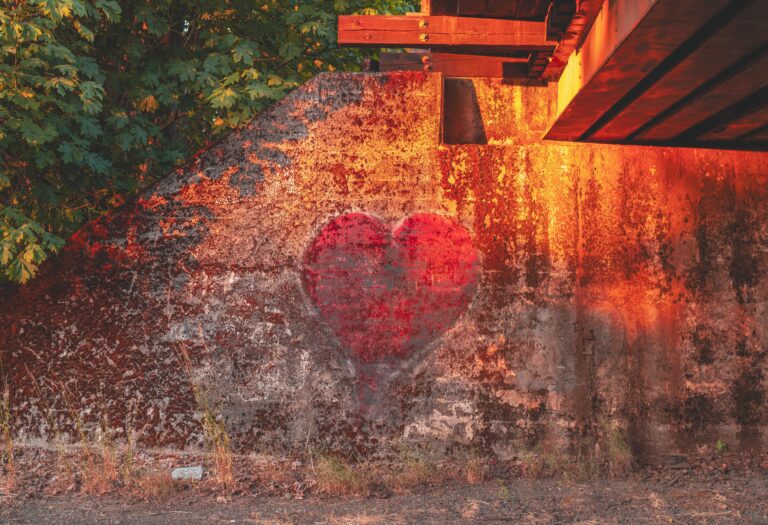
[{"x1": 1, "y1": 72, "x2": 767, "y2": 462}]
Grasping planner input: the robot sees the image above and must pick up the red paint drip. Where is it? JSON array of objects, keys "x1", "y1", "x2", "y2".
[{"x1": 303, "y1": 213, "x2": 479, "y2": 363}]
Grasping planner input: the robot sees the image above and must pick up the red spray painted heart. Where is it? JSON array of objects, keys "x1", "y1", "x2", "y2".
[{"x1": 303, "y1": 213, "x2": 479, "y2": 363}]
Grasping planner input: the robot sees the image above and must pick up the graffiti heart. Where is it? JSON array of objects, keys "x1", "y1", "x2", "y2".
[{"x1": 303, "y1": 213, "x2": 479, "y2": 363}]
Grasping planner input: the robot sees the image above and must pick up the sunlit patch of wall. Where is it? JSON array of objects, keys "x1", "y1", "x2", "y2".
[{"x1": 1, "y1": 72, "x2": 766, "y2": 461}]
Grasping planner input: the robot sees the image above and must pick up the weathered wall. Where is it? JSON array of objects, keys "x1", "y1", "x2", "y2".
[{"x1": 1, "y1": 72, "x2": 767, "y2": 461}]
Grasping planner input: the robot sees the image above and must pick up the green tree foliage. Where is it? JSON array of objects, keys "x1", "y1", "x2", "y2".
[{"x1": 0, "y1": 0, "x2": 415, "y2": 283}]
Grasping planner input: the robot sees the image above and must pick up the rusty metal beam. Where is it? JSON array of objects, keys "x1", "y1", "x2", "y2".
[
  {"x1": 585, "y1": 0, "x2": 761, "y2": 141},
  {"x1": 545, "y1": 0, "x2": 576, "y2": 41},
  {"x1": 546, "y1": 0, "x2": 737, "y2": 141},
  {"x1": 701, "y1": 104, "x2": 768, "y2": 142},
  {"x1": 338, "y1": 15, "x2": 556, "y2": 54},
  {"x1": 421, "y1": 0, "x2": 553, "y2": 19},
  {"x1": 740, "y1": 123, "x2": 768, "y2": 142},
  {"x1": 679, "y1": 85, "x2": 768, "y2": 142},
  {"x1": 380, "y1": 51, "x2": 532, "y2": 77},
  {"x1": 541, "y1": 0, "x2": 603, "y2": 80},
  {"x1": 636, "y1": 52, "x2": 768, "y2": 141}
]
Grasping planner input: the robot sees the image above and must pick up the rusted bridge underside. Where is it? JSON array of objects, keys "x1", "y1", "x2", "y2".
[
  {"x1": 338, "y1": 0, "x2": 768, "y2": 151},
  {"x1": 339, "y1": 0, "x2": 601, "y2": 80}
]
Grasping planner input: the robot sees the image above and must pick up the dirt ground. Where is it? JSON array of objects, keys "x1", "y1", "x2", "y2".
[
  {"x1": 2, "y1": 445, "x2": 768, "y2": 524},
  {"x1": 2, "y1": 472, "x2": 767, "y2": 525}
]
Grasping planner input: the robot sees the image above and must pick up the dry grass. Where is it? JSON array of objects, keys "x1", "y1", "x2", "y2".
[
  {"x1": 518, "y1": 421, "x2": 635, "y2": 481},
  {"x1": 24, "y1": 368, "x2": 76, "y2": 494},
  {"x1": 520, "y1": 447, "x2": 597, "y2": 481},
  {"x1": 53, "y1": 380, "x2": 110, "y2": 494},
  {"x1": 604, "y1": 421, "x2": 635, "y2": 478},
  {"x1": 315, "y1": 456, "x2": 368, "y2": 496},
  {"x1": 14, "y1": 348, "x2": 192, "y2": 501},
  {"x1": 385, "y1": 456, "x2": 438, "y2": 494},
  {"x1": 132, "y1": 470, "x2": 182, "y2": 502},
  {"x1": 23, "y1": 374, "x2": 136, "y2": 495},
  {"x1": 519, "y1": 449, "x2": 549, "y2": 478},
  {"x1": 464, "y1": 455, "x2": 490, "y2": 484},
  {"x1": 257, "y1": 459, "x2": 296, "y2": 486},
  {"x1": 16, "y1": 348, "x2": 227, "y2": 501},
  {"x1": 201, "y1": 407, "x2": 233, "y2": 487},
  {"x1": 313, "y1": 451, "x2": 445, "y2": 497},
  {"x1": 119, "y1": 415, "x2": 139, "y2": 481},
  {"x1": 175, "y1": 342, "x2": 233, "y2": 488},
  {"x1": 84, "y1": 416, "x2": 120, "y2": 494},
  {"x1": 1, "y1": 343, "x2": 638, "y2": 502},
  {"x1": 1, "y1": 366, "x2": 15, "y2": 493}
]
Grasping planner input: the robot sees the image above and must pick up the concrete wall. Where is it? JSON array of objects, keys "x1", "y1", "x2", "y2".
[{"x1": 1, "y1": 72, "x2": 767, "y2": 461}]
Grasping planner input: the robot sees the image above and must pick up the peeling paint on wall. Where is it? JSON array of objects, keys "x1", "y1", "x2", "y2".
[{"x1": 1, "y1": 72, "x2": 767, "y2": 461}]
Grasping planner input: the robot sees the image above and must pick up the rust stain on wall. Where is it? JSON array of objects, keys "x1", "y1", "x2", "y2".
[{"x1": 1, "y1": 72, "x2": 767, "y2": 461}]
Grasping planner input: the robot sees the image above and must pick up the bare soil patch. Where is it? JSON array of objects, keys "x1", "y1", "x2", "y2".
[
  {"x1": 2, "y1": 473, "x2": 768, "y2": 524},
  {"x1": 1, "y1": 447, "x2": 767, "y2": 524}
]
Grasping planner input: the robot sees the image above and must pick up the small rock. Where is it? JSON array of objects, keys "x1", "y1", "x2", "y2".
[
  {"x1": 661, "y1": 454, "x2": 690, "y2": 470},
  {"x1": 759, "y1": 459, "x2": 768, "y2": 470},
  {"x1": 171, "y1": 465, "x2": 204, "y2": 481}
]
